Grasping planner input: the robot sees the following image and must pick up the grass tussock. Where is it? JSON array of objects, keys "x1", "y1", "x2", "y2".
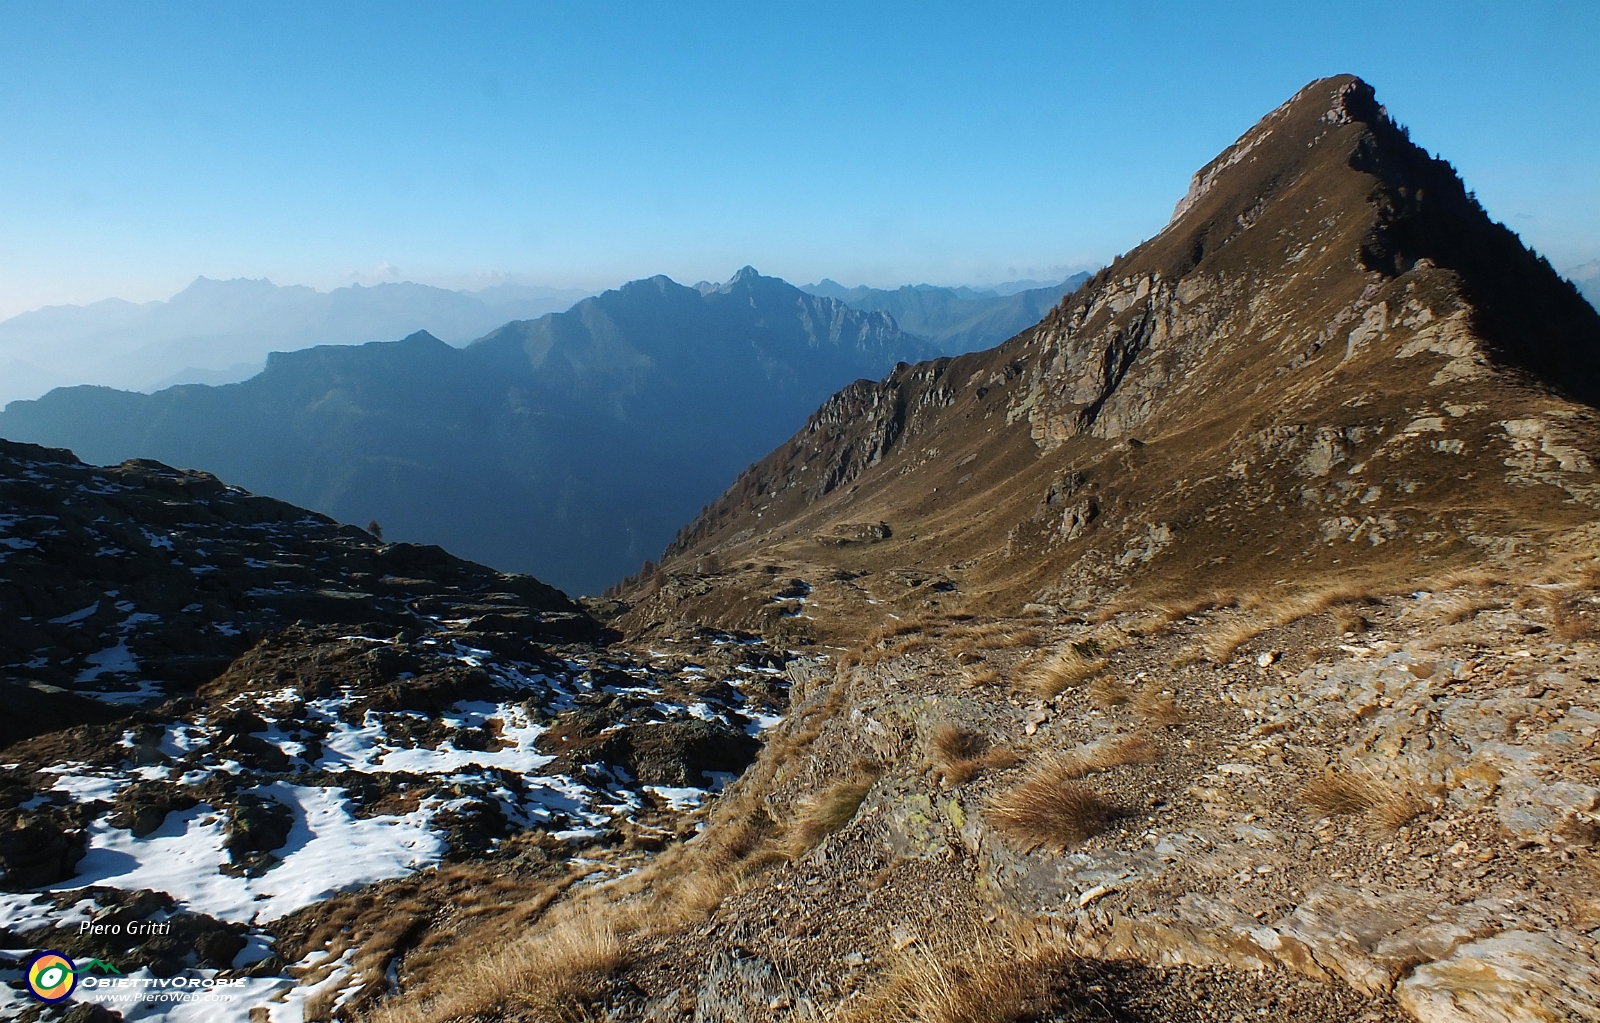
[
  {"x1": 1429, "y1": 567, "x2": 1506, "y2": 591},
  {"x1": 986, "y1": 757, "x2": 1117, "y2": 851},
  {"x1": 1052, "y1": 734, "x2": 1160, "y2": 779},
  {"x1": 1299, "y1": 767, "x2": 1428, "y2": 831},
  {"x1": 971, "y1": 627, "x2": 1043, "y2": 651},
  {"x1": 929, "y1": 724, "x2": 1023, "y2": 787},
  {"x1": 1436, "y1": 595, "x2": 1503, "y2": 625},
  {"x1": 1129, "y1": 685, "x2": 1185, "y2": 726},
  {"x1": 1334, "y1": 607, "x2": 1369, "y2": 634},
  {"x1": 1202, "y1": 620, "x2": 1268, "y2": 663},
  {"x1": 963, "y1": 666, "x2": 1002, "y2": 687},
  {"x1": 1086, "y1": 674, "x2": 1130, "y2": 708},
  {"x1": 373, "y1": 913, "x2": 623, "y2": 1023},
  {"x1": 1199, "y1": 583, "x2": 1387, "y2": 662},
  {"x1": 830, "y1": 941, "x2": 1063, "y2": 1023},
  {"x1": 1027, "y1": 643, "x2": 1107, "y2": 700},
  {"x1": 790, "y1": 766, "x2": 882, "y2": 853}
]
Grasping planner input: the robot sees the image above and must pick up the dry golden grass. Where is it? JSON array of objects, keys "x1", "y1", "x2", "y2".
[
  {"x1": 986, "y1": 757, "x2": 1116, "y2": 851},
  {"x1": 1552, "y1": 599, "x2": 1600, "y2": 643},
  {"x1": 1202, "y1": 619, "x2": 1266, "y2": 663},
  {"x1": 789, "y1": 767, "x2": 881, "y2": 853},
  {"x1": 884, "y1": 635, "x2": 930, "y2": 658},
  {"x1": 931, "y1": 723, "x2": 986, "y2": 764},
  {"x1": 1085, "y1": 674, "x2": 1130, "y2": 707},
  {"x1": 1429, "y1": 567, "x2": 1506, "y2": 591},
  {"x1": 1129, "y1": 686, "x2": 1185, "y2": 726},
  {"x1": 1299, "y1": 768, "x2": 1428, "y2": 831},
  {"x1": 973, "y1": 627, "x2": 1042, "y2": 651},
  {"x1": 1048, "y1": 734, "x2": 1160, "y2": 780},
  {"x1": 373, "y1": 913, "x2": 622, "y2": 1023},
  {"x1": 928, "y1": 724, "x2": 1023, "y2": 787},
  {"x1": 1150, "y1": 593, "x2": 1239, "y2": 624},
  {"x1": 1334, "y1": 607, "x2": 1369, "y2": 634},
  {"x1": 1196, "y1": 583, "x2": 1388, "y2": 662},
  {"x1": 1027, "y1": 644, "x2": 1107, "y2": 699},
  {"x1": 963, "y1": 666, "x2": 1002, "y2": 687},
  {"x1": 373, "y1": 669, "x2": 862, "y2": 1023},
  {"x1": 829, "y1": 940, "x2": 1062, "y2": 1023},
  {"x1": 1436, "y1": 594, "x2": 1503, "y2": 625}
]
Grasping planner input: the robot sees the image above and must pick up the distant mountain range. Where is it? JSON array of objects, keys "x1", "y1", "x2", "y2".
[
  {"x1": 0, "y1": 268, "x2": 937, "y2": 594},
  {"x1": 0, "y1": 277, "x2": 593, "y2": 405},
  {"x1": 801, "y1": 274, "x2": 1091, "y2": 353}
]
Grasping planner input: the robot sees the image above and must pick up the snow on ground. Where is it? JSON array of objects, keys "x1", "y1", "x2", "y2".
[
  {"x1": 319, "y1": 699, "x2": 556, "y2": 776},
  {"x1": 59, "y1": 783, "x2": 443, "y2": 925}
]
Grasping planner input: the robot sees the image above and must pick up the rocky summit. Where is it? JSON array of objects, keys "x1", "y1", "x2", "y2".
[{"x1": 5, "y1": 74, "x2": 1600, "y2": 1023}]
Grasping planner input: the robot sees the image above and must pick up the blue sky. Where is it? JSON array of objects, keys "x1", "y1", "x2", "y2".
[{"x1": 0, "y1": 1, "x2": 1596, "y2": 317}]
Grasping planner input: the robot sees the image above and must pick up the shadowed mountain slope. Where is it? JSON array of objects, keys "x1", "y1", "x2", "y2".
[
  {"x1": 626, "y1": 75, "x2": 1600, "y2": 641},
  {"x1": 0, "y1": 270, "x2": 938, "y2": 594}
]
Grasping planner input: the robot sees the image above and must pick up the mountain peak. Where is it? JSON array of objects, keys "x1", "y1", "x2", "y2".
[{"x1": 657, "y1": 75, "x2": 1600, "y2": 609}]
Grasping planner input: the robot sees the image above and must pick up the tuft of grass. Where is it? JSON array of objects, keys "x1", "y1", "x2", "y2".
[
  {"x1": 986, "y1": 757, "x2": 1116, "y2": 851},
  {"x1": 1436, "y1": 595, "x2": 1502, "y2": 625},
  {"x1": 790, "y1": 767, "x2": 881, "y2": 853},
  {"x1": 373, "y1": 913, "x2": 623, "y2": 1023},
  {"x1": 1203, "y1": 620, "x2": 1266, "y2": 663},
  {"x1": 963, "y1": 666, "x2": 1002, "y2": 687},
  {"x1": 1086, "y1": 674, "x2": 1130, "y2": 707},
  {"x1": 929, "y1": 725, "x2": 1023, "y2": 787},
  {"x1": 1129, "y1": 686, "x2": 1185, "y2": 726},
  {"x1": 831, "y1": 942, "x2": 1058, "y2": 1023},
  {"x1": 1079, "y1": 733, "x2": 1159, "y2": 772},
  {"x1": 932, "y1": 724, "x2": 986, "y2": 764},
  {"x1": 1299, "y1": 767, "x2": 1427, "y2": 831},
  {"x1": 973, "y1": 627, "x2": 1042, "y2": 651},
  {"x1": 1334, "y1": 608, "x2": 1369, "y2": 634},
  {"x1": 1028, "y1": 645, "x2": 1107, "y2": 700}
]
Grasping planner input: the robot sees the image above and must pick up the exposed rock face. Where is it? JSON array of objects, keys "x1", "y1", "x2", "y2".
[{"x1": 658, "y1": 76, "x2": 1600, "y2": 631}]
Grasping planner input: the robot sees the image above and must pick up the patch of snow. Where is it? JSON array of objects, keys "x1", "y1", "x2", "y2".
[
  {"x1": 744, "y1": 711, "x2": 785, "y2": 734},
  {"x1": 648, "y1": 785, "x2": 709, "y2": 810},
  {"x1": 50, "y1": 602, "x2": 100, "y2": 625},
  {"x1": 43, "y1": 771, "x2": 129, "y2": 803},
  {"x1": 61, "y1": 784, "x2": 444, "y2": 925}
]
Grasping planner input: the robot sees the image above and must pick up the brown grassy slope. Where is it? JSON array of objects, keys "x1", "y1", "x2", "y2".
[{"x1": 617, "y1": 75, "x2": 1600, "y2": 644}]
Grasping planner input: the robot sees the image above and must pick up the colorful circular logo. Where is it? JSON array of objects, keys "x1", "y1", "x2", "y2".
[{"x1": 26, "y1": 951, "x2": 77, "y2": 1002}]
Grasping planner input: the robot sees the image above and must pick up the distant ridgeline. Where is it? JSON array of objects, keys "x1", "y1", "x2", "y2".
[
  {"x1": 0, "y1": 269, "x2": 961, "y2": 594},
  {"x1": 801, "y1": 274, "x2": 1092, "y2": 353}
]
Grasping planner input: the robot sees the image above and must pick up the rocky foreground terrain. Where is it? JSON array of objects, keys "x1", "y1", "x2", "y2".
[
  {"x1": 6, "y1": 74, "x2": 1600, "y2": 1023},
  {"x1": 0, "y1": 438, "x2": 794, "y2": 1021}
]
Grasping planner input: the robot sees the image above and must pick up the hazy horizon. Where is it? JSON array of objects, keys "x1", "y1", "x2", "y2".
[{"x1": 1, "y1": 2, "x2": 1595, "y2": 321}]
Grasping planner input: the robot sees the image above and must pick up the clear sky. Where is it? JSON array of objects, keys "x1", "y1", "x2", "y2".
[{"x1": 1, "y1": 1, "x2": 1596, "y2": 318}]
